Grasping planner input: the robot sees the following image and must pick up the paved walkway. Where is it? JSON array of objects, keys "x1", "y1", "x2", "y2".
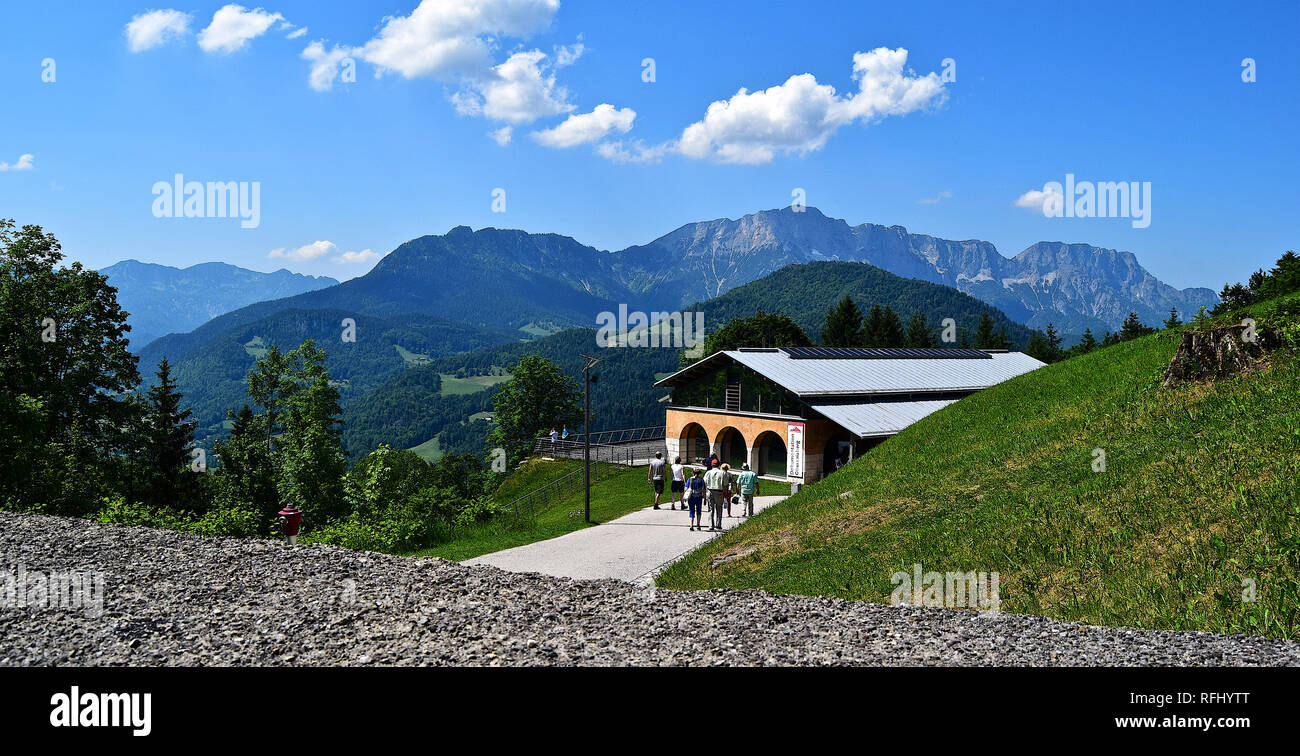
[{"x1": 464, "y1": 495, "x2": 788, "y2": 585}]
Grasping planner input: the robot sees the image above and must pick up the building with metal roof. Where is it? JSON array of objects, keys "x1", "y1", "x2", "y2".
[{"x1": 653, "y1": 347, "x2": 1046, "y2": 483}]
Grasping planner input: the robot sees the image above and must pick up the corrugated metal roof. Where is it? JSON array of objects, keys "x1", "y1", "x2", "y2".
[
  {"x1": 721, "y1": 350, "x2": 1045, "y2": 397},
  {"x1": 806, "y1": 399, "x2": 958, "y2": 437},
  {"x1": 780, "y1": 346, "x2": 992, "y2": 360}
]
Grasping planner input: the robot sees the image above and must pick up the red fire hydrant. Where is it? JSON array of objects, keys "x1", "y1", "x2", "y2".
[{"x1": 278, "y1": 507, "x2": 303, "y2": 545}]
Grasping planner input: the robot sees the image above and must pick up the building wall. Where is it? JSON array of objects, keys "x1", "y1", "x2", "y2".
[{"x1": 664, "y1": 406, "x2": 843, "y2": 483}]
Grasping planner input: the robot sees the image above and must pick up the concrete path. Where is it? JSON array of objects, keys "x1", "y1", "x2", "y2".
[{"x1": 463, "y1": 495, "x2": 788, "y2": 585}]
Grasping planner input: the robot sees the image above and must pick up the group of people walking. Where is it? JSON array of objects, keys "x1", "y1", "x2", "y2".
[{"x1": 647, "y1": 452, "x2": 761, "y2": 532}]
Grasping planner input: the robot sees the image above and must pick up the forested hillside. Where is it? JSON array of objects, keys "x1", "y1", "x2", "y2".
[
  {"x1": 688, "y1": 260, "x2": 1037, "y2": 347},
  {"x1": 158, "y1": 308, "x2": 517, "y2": 444},
  {"x1": 353, "y1": 328, "x2": 681, "y2": 459}
]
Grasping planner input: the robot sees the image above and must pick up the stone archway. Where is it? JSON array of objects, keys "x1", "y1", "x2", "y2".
[
  {"x1": 752, "y1": 430, "x2": 787, "y2": 477},
  {"x1": 714, "y1": 426, "x2": 748, "y2": 469},
  {"x1": 679, "y1": 422, "x2": 710, "y2": 465}
]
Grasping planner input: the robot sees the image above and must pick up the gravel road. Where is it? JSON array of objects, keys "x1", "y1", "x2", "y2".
[{"x1": 2, "y1": 512, "x2": 1297, "y2": 667}]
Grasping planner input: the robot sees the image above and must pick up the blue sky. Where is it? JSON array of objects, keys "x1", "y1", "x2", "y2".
[{"x1": 0, "y1": 0, "x2": 1296, "y2": 291}]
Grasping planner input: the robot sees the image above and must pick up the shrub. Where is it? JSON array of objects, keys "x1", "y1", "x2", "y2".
[
  {"x1": 96, "y1": 496, "x2": 197, "y2": 531},
  {"x1": 191, "y1": 505, "x2": 263, "y2": 538},
  {"x1": 454, "y1": 495, "x2": 503, "y2": 528}
]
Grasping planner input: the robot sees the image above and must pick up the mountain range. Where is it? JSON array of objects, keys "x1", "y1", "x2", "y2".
[
  {"x1": 340, "y1": 259, "x2": 1039, "y2": 460},
  {"x1": 617, "y1": 207, "x2": 1218, "y2": 334},
  {"x1": 100, "y1": 260, "x2": 337, "y2": 349},
  {"x1": 107, "y1": 206, "x2": 1222, "y2": 457},
  {"x1": 121, "y1": 206, "x2": 1217, "y2": 362}
]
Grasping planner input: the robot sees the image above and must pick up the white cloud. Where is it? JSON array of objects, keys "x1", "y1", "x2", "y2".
[
  {"x1": 453, "y1": 49, "x2": 574, "y2": 124},
  {"x1": 489, "y1": 126, "x2": 514, "y2": 145},
  {"x1": 532, "y1": 103, "x2": 635, "y2": 148},
  {"x1": 358, "y1": 0, "x2": 559, "y2": 80},
  {"x1": 285, "y1": 26, "x2": 307, "y2": 40},
  {"x1": 918, "y1": 190, "x2": 953, "y2": 205},
  {"x1": 0, "y1": 154, "x2": 34, "y2": 171},
  {"x1": 268, "y1": 240, "x2": 336, "y2": 261},
  {"x1": 676, "y1": 47, "x2": 947, "y2": 164},
  {"x1": 336, "y1": 248, "x2": 383, "y2": 264},
  {"x1": 1014, "y1": 185, "x2": 1064, "y2": 212},
  {"x1": 302, "y1": 41, "x2": 359, "y2": 92},
  {"x1": 553, "y1": 40, "x2": 584, "y2": 68},
  {"x1": 125, "y1": 9, "x2": 191, "y2": 53},
  {"x1": 198, "y1": 4, "x2": 285, "y2": 54},
  {"x1": 596, "y1": 140, "x2": 669, "y2": 164},
  {"x1": 269, "y1": 241, "x2": 384, "y2": 265},
  {"x1": 299, "y1": 1, "x2": 586, "y2": 132},
  {"x1": 346, "y1": 0, "x2": 573, "y2": 125}
]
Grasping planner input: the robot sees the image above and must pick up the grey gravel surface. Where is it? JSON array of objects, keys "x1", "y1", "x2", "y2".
[{"x1": 2, "y1": 512, "x2": 1298, "y2": 667}]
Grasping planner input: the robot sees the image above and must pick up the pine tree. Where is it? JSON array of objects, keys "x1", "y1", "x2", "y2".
[
  {"x1": 821, "y1": 295, "x2": 865, "y2": 347},
  {"x1": 904, "y1": 312, "x2": 932, "y2": 348},
  {"x1": 1258, "y1": 250, "x2": 1300, "y2": 300},
  {"x1": 974, "y1": 312, "x2": 999, "y2": 349},
  {"x1": 1045, "y1": 322, "x2": 1063, "y2": 361},
  {"x1": 1162, "y1": 307, "x2": 1182, "y2": 330},
  {"x1": 1120, "y1": 312, "x2": 1155, "y2": 341},
  {"x1": 1077, "y1": 328, "x2": 1098, "y2": 354},
  {"x1": 141, "y1": 357, "x2": 203, "y2": 512},
  {"x1": 862, "y1": 304, "x2": 886, "y2": 347},
  {"x1": 1025, "y1": 330, "x2": 1051, "y2": 363},
  {"x1": 212, "y1": 404, "x2": 278, "y2": 527},
  {"x1": 878, "y1": 306, "x2": 905, "y2": 347}
]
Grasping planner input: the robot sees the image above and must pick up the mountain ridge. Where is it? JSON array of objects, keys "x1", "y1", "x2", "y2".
[
  {"x1": 136, "y1": 206, "x2": 1218, "y2": 368},
  {"x1": 100, "y1": 259, "x2": 338, "y2": 349},
  {"x1": 616, "y1": 207, "x2": 1217, "y2": 334}
]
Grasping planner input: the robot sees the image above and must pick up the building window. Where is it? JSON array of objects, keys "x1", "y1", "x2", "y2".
[{"x1": 673, "y1": 363, "x2": 794, "y2": 415}]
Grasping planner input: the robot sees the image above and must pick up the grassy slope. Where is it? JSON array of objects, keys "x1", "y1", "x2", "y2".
[
  {"x1": 490, "y1": 458, "x2": 582, "y2": 504},
  {"x1": 409, "y1": 457, "x2": 791, "y2": 562},
  {"x1": 408, "y1": 435, "x2": 443, "y2": 463},
  {"x1": 408, "y1": 462, "x2": 648, "y2": 561},
  {"x1": 658, "y1": 298, "x2": 1300, "y2": 640},
  {"x1": 437, "y1": 372, "x2": 508, "y2": 395}
]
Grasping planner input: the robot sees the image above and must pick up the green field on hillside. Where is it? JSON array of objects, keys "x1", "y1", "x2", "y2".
[
  {"x1": 658, "y1": 296, "x2": 1300, "y2": 640},
  {"x1": 519, "y1": 321, "x2": 564, "y2": 338},
  {"x1": 394, "y1": 344, "x2": 431, "y2": 366},
  {"x1": 243, "y1": 335, "x2": 268, "y2": 359},
  {"x1": 437, "y1": 372, "x2": 509, "y2": 395},
  {"x1": 408, "y1": 435, "x2": 443, "y2": 463}
]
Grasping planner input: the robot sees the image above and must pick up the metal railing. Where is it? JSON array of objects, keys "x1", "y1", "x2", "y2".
[
  {"x1": 498, "y1": 457, "x2": 618, "y2": 528},
  {"x1": 494, "y1": 425, "x2": 673, "y2": 529},
  {"x1": 550, "y1": 426, "x2": 666, "y2": 446},
  {"x1": 532, "y1": 436, "x2": 669, "y2": 467}
]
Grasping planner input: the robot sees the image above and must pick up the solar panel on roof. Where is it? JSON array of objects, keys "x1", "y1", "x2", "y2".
[{"x1": 779, "y1": 347, "x2": 992, "y2": 360}]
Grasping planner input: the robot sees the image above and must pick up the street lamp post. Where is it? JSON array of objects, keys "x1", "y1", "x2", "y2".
[{"x1": 580, "y1": 353, "x2": 601, "y2": 524}]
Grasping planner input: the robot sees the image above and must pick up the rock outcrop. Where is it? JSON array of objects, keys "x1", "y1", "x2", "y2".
[{"x1": 1163, "y1": 323, "x2": 1278, "y2": 387}]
